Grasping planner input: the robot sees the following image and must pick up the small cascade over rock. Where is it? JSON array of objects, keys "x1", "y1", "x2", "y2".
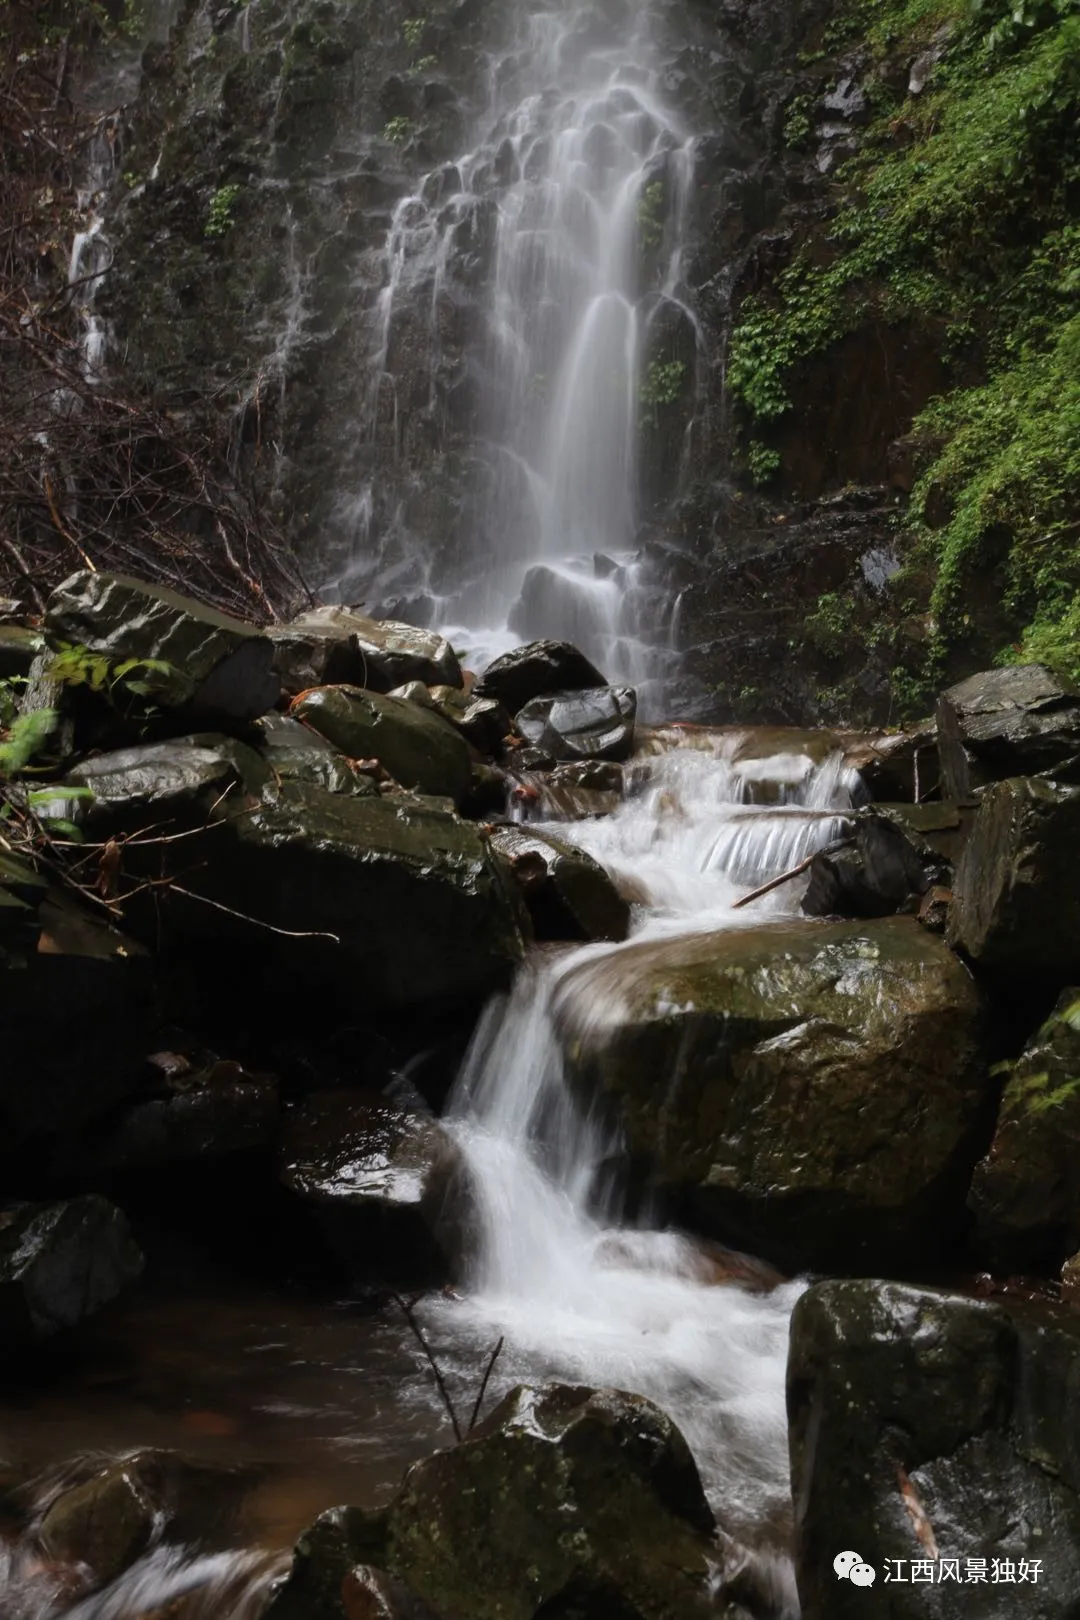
[{"x1": 410, "y1": 737, "x2": 866, "y2": 1616}]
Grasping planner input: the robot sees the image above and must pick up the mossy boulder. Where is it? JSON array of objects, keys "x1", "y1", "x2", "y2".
[
  {"x1": 382, "y1": 1384, "x2": 723, "y2": 1620},
  {"x1": 173, "y1": 782, "x2": 523, "y2": 1011},
  {"x1": 789, "y1": 1279, "x2": 1080, "y2": 1618},
  {"x1": 39, "y1": 1449, "x2": 253, "y2": 1589},
  {"x1": 968, "y1": 989, "x2": 1080, "y2": 1269},
  {"x1": 947, "y1": 778, "x2": 1080, "y2": 975},
  {"x1": 561, "y1": 916, "x2": 985, "y2": 1270},
  {"x1": 292, "y1": 686, "x2": 471, "y2": 805},
  {"x1": 255, "y1": 713, "x2": 380, "y2": 797}
]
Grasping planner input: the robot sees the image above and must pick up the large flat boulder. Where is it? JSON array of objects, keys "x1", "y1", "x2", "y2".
[
  {"x1": 789, "y1": 1279, "x2": 1080, "y2": 1618},
  {"x1": 68, "y1": 733, "x2": 269, "y2": 822},
  {"x1": 562, "y1": 916, "x2": 986, "y2": 1270},
  {"x1": 292, "y1": 686, "x2": 471, "y2": 805},
  {"x1": 0, "y1": 1197, "x2": 144, "y2": 1353},
  {"x1": 947, "y1": 778, "x2": 1080, "y2": 974},
  {"x1": 968, "y1": 989, "x2": 1080, "y2": 1269},
  {"x1": 937, "y1": 664, "x2": 1080, "y2": 800},
  {"x1": 475, "y1": 639, "x2": 607, "y2": 714},
  {"x1": 45, "y1": 571, "x2": 279, "y2": 724},
  {"x1": 270, "y1": 606, "x2": 462, "y2": 695}
]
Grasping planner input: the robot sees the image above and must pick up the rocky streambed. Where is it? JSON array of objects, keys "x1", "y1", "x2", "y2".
[{"x1": 3, "y1": 577, "x2": 1080, "y2": 1616}]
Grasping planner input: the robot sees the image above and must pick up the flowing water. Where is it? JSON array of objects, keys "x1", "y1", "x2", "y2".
[
  {"x1": 345, "y1": 0, "x2": 702, "y2": 702},
  {"x1": 417, "y1": 733, "x2": 862, "y2": 1615}
]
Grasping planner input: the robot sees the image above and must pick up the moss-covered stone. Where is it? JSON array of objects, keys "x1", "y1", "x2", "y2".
[
  {"x1": 968, "y1": 989, "x2": 1080, "y2": 1269},
  {"x1": 181, "y1": 781, "x2": 524, "y2": 1010},
  {"x1": 292, "y1": 686, "x2": 471, "y2": 805},
  {"x1": 947, "y1": 777, "x2": 1080, "y2": 976},
  {"x1": 382, "y1": 1384, "x2": 723, "y2": 1620},
  {"x1": 789, "y1": 1279, "x2": 1080, "y2": 1618},
  {"x1": 561, "y1": 916, "x2": 985, "y2": 1269}
]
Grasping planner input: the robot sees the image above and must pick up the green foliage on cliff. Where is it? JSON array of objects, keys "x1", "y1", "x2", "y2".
[{"x1": 729, "y1": 0, "x2": 1080, "y2": 686}]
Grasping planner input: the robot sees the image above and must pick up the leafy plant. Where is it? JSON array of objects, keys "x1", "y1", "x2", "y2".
[
  {"x1": 0, "y1": 709, "x2": 58, "y2": 776},
  {"x1": 636, "y1": 181, "x2": 665, "y2": 252},
  {"x1": 640, "y1": 358, "x2": 686, "y2": 410},
  {"x1": 746, "y1": 440, "x2": 781, "y2": 486},
  {"x1": 47, "y1": 641, "x2": 176, "y2": 700},
  {"x1": 383, "y1": 116, "x2": 414, "y2": 146},
  {"x1": 204, "y1": 182, "x2": 242, "y2": 239},
  {"x1": 402, "y1": 16, "x2": 425, "y2": 47}
]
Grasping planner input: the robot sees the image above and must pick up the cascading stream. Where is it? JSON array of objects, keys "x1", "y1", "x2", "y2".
[
  {"x1": 426, "y1": 736, "x2": 862, "y2": 1617},
  {"x1": 347, "y1": 0, "x2": 701, "y2": 703}
]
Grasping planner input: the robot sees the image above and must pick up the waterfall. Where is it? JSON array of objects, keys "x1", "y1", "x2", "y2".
[
  {"x1": 421, "y1": 737, "x2": 862, "y2": 1616},
  {"x1": 343, "y1": 0, "x2": 702, "y2": 705}
]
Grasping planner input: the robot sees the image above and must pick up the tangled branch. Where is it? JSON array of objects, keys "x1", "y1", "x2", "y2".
[{"x1": 0, "y1": 0, "x2": 308, "y2": 621}]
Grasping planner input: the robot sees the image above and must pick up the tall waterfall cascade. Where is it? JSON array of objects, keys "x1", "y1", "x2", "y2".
[
  {"x1": 423, "y1": 734, "x2": 863, "y2": 1617},
  {"x1": 345, "y1": 0, "x2": 704, "y2": 703}
]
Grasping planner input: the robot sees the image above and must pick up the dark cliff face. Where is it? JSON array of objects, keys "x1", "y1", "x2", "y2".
[{"x1": 86, "y1": 0, "x2": 1076, "y2": 726}]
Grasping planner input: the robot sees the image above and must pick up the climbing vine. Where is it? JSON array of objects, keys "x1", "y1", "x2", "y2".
[{"x1": 728, "y1": 0, "x2": 1080, "y2": 687}]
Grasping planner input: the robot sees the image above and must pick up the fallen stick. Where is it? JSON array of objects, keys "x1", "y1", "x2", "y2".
[
  {"x1": 731, "y1": 853, "x2": 818, "y2": 909},
  {"x1": 731, "y1": 833, "x2": 855, "y2": 910}
]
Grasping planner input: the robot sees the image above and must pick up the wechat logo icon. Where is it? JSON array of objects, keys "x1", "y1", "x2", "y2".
[{"x1": 834, "y1": 1551, "x2": 876, "y2": 1587}]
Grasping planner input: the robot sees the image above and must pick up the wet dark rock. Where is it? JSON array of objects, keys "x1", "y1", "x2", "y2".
[
  {"x1": 382, "y1": 1384, "x2": 722, "y2": 1620},
  {"x1": 516, "y1": 686, "x2": 636, "y2": 765},
  {"x1": 269, "y1": 607, "x2": 463, "y2": 696},
  {"x1": 968, "y1": 990, "x2": 1080, "y2": 1270},
  {"x1": 947, "y1": 778, "x2": 1080, "y2": 974},
  {"x1": 0, "y1": 624, "x2": 42, "y2": 680},
  {"x1": 489, "y1": 826, "x2": 630, "y2": 942},
  {"x1": 510, "y1": 745, "x2": 557, "y2": 772},
  {"x1": 789, "y1": 1279, "x2": 1080, "y2": 1618},
  {"x1": 45, "y1": 571, "x2": 280, "y2": 724},
  {"x1": 264, "y1": 1504, "x2": 391, "y2": 1620},
  {"x1": 425, "y1": 685, "x2": 510, "y2": 755},
  {"x1": 341, "y1": 1565, "x2": 447, "y2": 1620},
  {"x1": 461, "y1": 761, "x2": 510, "y2": 817},
  {"x1": 475, "y1": 640, "x2": 608, "y2": 714},
  {"x1": 0, "y1": 1197, "x2": 144, "y2": 1353},
  {"x1": 875, "y1": 800, "x2": 975, "y2": 868},
  {"x1": 846, "y1": 722, "x2": 939, "y2": 803},
  {"x1": 801, "y1": 812, "x2": 941, "y2": 919},
  {"x1": 69, "y1": 1071, "x2": 280, "y2": 1174},
  {"x1": 292, "y1": 686, "x2": 471, "y2": 805},
  {"x1": 256, "y1": 713, "x2": 380, "y2": 797},
  {"x1": 38, "y1": 1449, "x2": 254, "y2": 1589},
  {"x1": 937, "y1": 665, "x2": 1080, "y2": 801},
  {"x1": 68, "y1": 734, "x2": 270, "y2": 822},
  {"x1": 0, "y1": 907, "x2": 154, "y2": 1147},
  {"x1": 563, "y1": 917, "x2": 985, "y2": 1271},
  {"x1": 176, "y1": 782, "x2": 523, "y2": 1012},
  {"x1": 279, "y1": 1089, "x2": 464, "y2": 1284}
]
